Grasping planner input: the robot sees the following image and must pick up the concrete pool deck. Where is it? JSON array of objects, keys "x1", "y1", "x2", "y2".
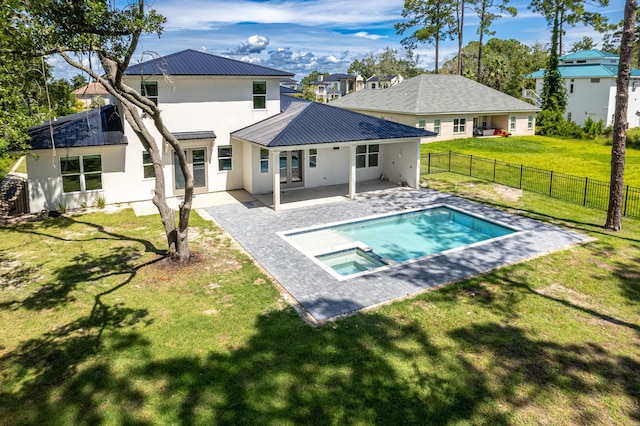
[{"x1": 203, "y1": 187, "x2": 591, "y2": 324}]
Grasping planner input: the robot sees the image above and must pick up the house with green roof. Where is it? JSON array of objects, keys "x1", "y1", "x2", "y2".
[
  {"x1": 330, "y1": 74, "x2": 539, "y2": 141},
  {"x1": 529, "y1": 50, "x2": 640, "y2": 127}
]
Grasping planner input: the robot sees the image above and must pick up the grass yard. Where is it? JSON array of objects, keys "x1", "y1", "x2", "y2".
[
  {"x1": 421, "y1": 135, "x2": 640, "y2": 187},
  {"x1": 1, "y1": 138, "x2": 640, "y2": 424}
]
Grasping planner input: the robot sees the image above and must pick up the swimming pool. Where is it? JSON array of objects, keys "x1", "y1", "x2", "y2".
[{"x1": 282, "y1": 205, "x2": 520, "y2": 279}]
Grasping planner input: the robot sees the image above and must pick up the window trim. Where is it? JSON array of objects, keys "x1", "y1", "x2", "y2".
[
  {"x1": 356, "y1": 144, "x2": 379, "y2": 169},
  {"x1": 60, "y1": 154, "x2": 103, "y2": 193},
  {"x1": 309, "y1": 148, "x2": 317, "y2": 168},
  {"x1": 418, "y1": 119, "x2": 426, "y2": 129},
  {"x1": 260, "y1": 148, "x2": 269, "y2": 173},
  {"x1": 433, "y1": 119, "x2": 441, "y2": 135},
  {"x1": 453, "y1": 118, "x2": 466, "y2": 134},
  {"x1": 141, "y1": 81, "x2": 158, "y2": 105},
  {"x1": 527, "y1": 115, "x2": 533, "y2": 130},
  {"x1": 142, "y1": 151, "x2": 155, "y2": 179},
  {"x1": 218, "y1": 145, "x2": 233, "y2": 171},
  {"x1": 253, "y1": 81, "x2": 267, "y2": 110},
  {"x1": 510, "y1": 116, "x2": 516, "y2": 131}
]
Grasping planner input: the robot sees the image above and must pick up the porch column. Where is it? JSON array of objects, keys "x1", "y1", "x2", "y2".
[
  {"x1": 412, "y1": 140, "x2": 421, "y2": 189},
  {"x1": 271, "y1": 150, "x2": 281, "y2": 210},
  {"x1": 348, "y1": 144, "x2": 357, "y2": 200}
]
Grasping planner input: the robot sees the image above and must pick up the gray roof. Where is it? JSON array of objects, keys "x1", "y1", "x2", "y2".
[
  {"x1": 331, "y1": 74, "x2": 539, "y2": 115},
  {"x1": 28, "y1": 105, "x2": 126, "y2": 150},
  {"x1": 173, "y1": 131, "x2": 216, "y2": 140},
  {"x1": 125, "y1": 49, "x2": 294, "y2": 77},
  {"x1": 232, "y1": 96, "x2": 434, "y2": 148}
]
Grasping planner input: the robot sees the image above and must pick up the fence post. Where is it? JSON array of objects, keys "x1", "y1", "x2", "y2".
[
  {"x1": 448, "y1": 150, "x2": 451, "y2": 172},
  {"x1": 469, "y1": 155, "x2": 473, "y2": 176},
  {"x1": 493, "y1": 159, "x2": 496, "y2": 182},
  {"x1": 519, "y1": 165, "x2": 523, "y2": 189},
  {"x1": 427, "y1": 153, "x2": 431, "y2": 175},
  {"x1": 624, "y1": 185, "x2": 629, "y2": 217},
  {"x1": 549, "y1": 171, "x2": 553, "y2": 197},
  {"x1": 583, "y1": 177, "x2": 588, "y2": 206}
]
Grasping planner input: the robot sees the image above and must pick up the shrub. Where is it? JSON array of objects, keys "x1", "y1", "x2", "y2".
[{"x1": 583, "y1": 117, "x2": 604, "y2": 139}]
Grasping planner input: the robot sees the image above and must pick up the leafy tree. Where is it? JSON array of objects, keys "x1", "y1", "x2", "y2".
[
  {"x1": 469, "y1": 0, "x2": 517, "y2": 80},
  {"x1": 89, "y1": 95, "x2": 106, "y2": 109},
  {"x1": 537, "y1": 11, "x2": 567, "y2": 133},
  {"x1": 606, "y1": 0, "x2": 636, "y2": 231},
  {"x1": 348, "y1": 47, "x2": 424, "y2": 81},
  {"x1": 569, "y1": 36, "x2": 596, "y2": 53},
  {"x1": 47, "y1": 78, "x2": 78, "y2": 117},
  {"x1": 9, "y1": 0, "x2": 195, "y2": 261},
  {"x1": 70, "y1": 74, "x2": 88, "y2": 90},
  {"x1": 395, "y1": 0, "x2": 457, "y2": 73},
  {"x1": 603, "y1": 16, "x2": 640, "y2": 67},
  {"x1": 529, "y1": 0, "x2": 609, "y2": 56}
]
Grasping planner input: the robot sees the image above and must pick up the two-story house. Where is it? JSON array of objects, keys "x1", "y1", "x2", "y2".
[
  {"x1": 26, "y1": 50, "x2": 433, "y2": 212},
  {"x1": 529, "y1": 50, "x2": 640, "y2": 127},
  {"x1": 365, "y1": 75, "x2": 403, "y2": 90},
  {"x1": 308, "y1": 73, "x2": 356, "y2": 102}
]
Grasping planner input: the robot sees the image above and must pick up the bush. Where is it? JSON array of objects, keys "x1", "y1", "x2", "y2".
[
  {"x1": 583, "y1": 117, "x2": 604, "y2": 139},
  {"x1": 536, "y1": 110, "x2": 584, "y2": 138}
]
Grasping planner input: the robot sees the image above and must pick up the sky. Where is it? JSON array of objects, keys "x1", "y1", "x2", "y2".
[{"x1": 50, "y1": 0, "x2": 625, "y2": 81}]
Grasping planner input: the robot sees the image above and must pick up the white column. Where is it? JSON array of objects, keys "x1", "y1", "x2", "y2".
[
  {"x1": 412, "y1": 140, "x2": 421, "y2": 189},
  {"x1": 349, "y1": 145, "x2": 357, "y2": 200},
  {"x1": 271, "y1": 150, "x2": 281, "y2": 210}
]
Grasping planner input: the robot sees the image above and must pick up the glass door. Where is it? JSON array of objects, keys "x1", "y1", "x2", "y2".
[
  {"x1": 279, "y1": 150, "x2": 303, "y2": 189},
  {"x1": 174, "y1": 148, "x2": 207, "y2": 194}
]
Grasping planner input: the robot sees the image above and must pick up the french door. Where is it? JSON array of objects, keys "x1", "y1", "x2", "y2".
[
  {"x1": 174, "y1": 148, "x2": 207, "y2": 194},
  {"x1": 279, "y1": 150, "x2": 303, "y2": 189}
]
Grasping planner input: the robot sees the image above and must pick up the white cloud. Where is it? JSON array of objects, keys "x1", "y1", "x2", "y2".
[
  {"x1": 226, "y1": 34, "x2": 270, "y2": 55},
  {"x1": 353, "y1": 31, "x2": 386, "y2": 40}
]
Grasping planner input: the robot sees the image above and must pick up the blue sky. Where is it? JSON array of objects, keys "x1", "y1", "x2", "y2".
[{"x1": 51, "y1": 0, "x2": 625, "y2": 81}]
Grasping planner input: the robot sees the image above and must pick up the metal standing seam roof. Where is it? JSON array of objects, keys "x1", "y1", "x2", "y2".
[
  {"x1": 560, "y1": 50, "x2": 619, "y2": 60},
  {"x1": 173, "y1": 131, "x2": 217, "y2": 140},
  {"x1": 28, "y1": 105, "x2": 126, "y2": 150},
  {"x1": 231, "y1": 96, "x2": 435, "y2": 148},
  {"x1": 124, "y1": 49, "x2": 294, "y2": 77},
  {"x1": 529, "y1": 64, "x2": 640, "y2": 79},
  {"x1": 330, "y1": 74, "x2": 539, "y2": 115}
]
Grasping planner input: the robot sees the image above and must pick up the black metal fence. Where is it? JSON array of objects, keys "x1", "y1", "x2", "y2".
[{"x1": 422, "y1": 151, "x2": 640, "y2": 219}]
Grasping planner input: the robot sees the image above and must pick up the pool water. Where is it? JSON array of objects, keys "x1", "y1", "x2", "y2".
[{"x1": 284, "y1": 206, "x2": 517, "y2": 278}]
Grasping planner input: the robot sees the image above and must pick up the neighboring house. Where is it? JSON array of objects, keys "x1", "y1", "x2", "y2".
[
  {"x1": 308, "y1": 73, "x2": 356, "y2": 102},
  {"x1": 26, "y1": 49, "x2": 433, "y2": 212},
  {"x1": 331, "y1": 74, "x2": 539, "y2": 141},
  {"x1": 279, "y1": 77, "x2": 300, "y2": 91},
  {"x1": 366, "y1": 75, "x2": 403, "y2": 90},
  {"x1": 529, "y1": 50, "x2": 640, "y2": 127},
  {"x1": 72, "y1": 82, "x2": 109, "y2": 108}
]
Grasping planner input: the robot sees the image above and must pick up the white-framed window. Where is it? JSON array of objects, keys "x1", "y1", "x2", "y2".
[
  {"x1": 510, "y1": 116, "x2": 516, "y2": 131},
  {"x1": 570, "y1": 79, "x2": 574, "y2": 94},
  {"x1": 527, "y1": 116, "x2": 533, "y2": 130},
  {"x1": 481, "y1": 116, "x2": 488, "y2": 128},
  {"x1": 142, "y1": 151, "x2": 155, "y2": 179},
  {"x1": 418, "y1": 119, "x2": 426, "y2": 129},
  {"x1": 568, "y1": 112, "x2": 572, "y2": 122},
  {"x1": 218, "y1": 145, "x2": 232, "y2": 171},
  {"x1": 433, "y1": 119, "x2": 441, "y2": 135},
  {"x1": 590, "y1": 78, "x2": 600, "y2": 83},
  {"x1": 371, "y1": 83, "x2": 376, "y2": 89},
  {"x1": 60, "y1": 154, "x2": 102, "y2": 193},
  {"x1": 253, "y1": 81, "x2": 266, "y2": 109},
  {"x1": 356, "y1": 144, "x2": 379, "y2": 169},
  {"x1": 260, "y1": 148, "x2": 269, "y2": 173},
  {"x1": 453, "y1": 118, "x2": 466, "y2": 134},
  {"x1": 141, "y1": 81, "x2": 158, "y2": 105},
  {"x1": 309, "y1": 148, "x2": 317, "y2": 168}
]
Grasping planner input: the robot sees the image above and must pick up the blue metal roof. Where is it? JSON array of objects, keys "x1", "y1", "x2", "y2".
[
  {"x1": 28, "y1": 105, "x2": 126, "y2": 150},
  {"x1": 125, "y1": 49, "x2": 294, "y2": 77},
  {"x1": 560, "y1": 50, "x2": 619, "y2": 60},
  {"x1": 232, "y1": 96, "x2": 435, "y2": 147},
  {"x1": 280, "y1": 86, "x2": 302, "y2": 95},
  {"x1": 324, "y1": 73, "x2": 355, "y2": 81}
]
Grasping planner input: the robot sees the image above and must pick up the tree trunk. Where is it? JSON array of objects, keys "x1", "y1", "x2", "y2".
[
  {"x1": 457, "y1": 0, "x2": 465, "y2": 76},
  {"x1": 435, "y1": 34, "x2": 440, "y2": 73},
  {"x1": 605, "y1": 0, "x2": 636, "y2": 231},
  {"x1": 477, "y1": 1, "x2": 486, "y2": 82}
]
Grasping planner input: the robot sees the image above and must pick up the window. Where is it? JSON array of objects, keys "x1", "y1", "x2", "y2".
[
  {"x1": 433, "y1": 119, "x2": 441, "y2": 135},
  {"x1": 218, "y1": 145, "x2": 232, "y2": 171},
  {"x1": 356, "y1": 144, "x2": 379, "y2": 168},
  {"x1": 418, "y1": 120, "x2": 426, "y2": 129},
  {"x1": 527, "y1": 115, "x2": 533, "y2": 130},
  {"x1": 60, "y1": 155, "x2": 102, "y2": 193},
  {"x1": 510, "y1": 116, "x2": 516, "y2": 131},
  {"x1": 590, "y1": 78, "x2": 600, "y2": 83},
  {"x1": 481, "y1": 116, "x2": 488, "y2": 128},
  {"x1": 260, "y1": 148, "x2": 269, "y2": 173},
  {"x1": 253, "y1": 81, "x2": 266, "y2": 109},
  {"x1": 142, "y1": 151, "x2": 155, "y2": 178},
  {"x1": 309, "y1": 148, "x2": 317, "y2": 168},
  {"x1": 453, "y1": 118, "x2": 466, "y2": 134},
  {"x1": 371, "y1": 83, "x2": 376, "y2": 89},
  {"x1": 567, "y1": 112, "x2": 572, "y2": 122},
  {"x1": 141, "y1": 81, "x2": 158, "y2": 105},
  {"x1": 570, "y1": 79, "x2": 574, "y2": 94}
]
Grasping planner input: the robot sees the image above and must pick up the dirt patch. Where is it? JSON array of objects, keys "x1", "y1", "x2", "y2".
[{"x1": 463, "y1": 182, "x2": 522, "y2": 202}]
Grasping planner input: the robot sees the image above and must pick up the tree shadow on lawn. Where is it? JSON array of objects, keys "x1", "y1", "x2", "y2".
[{"x1": 0, "y1": 215, "x2": 165, "y2": 311}]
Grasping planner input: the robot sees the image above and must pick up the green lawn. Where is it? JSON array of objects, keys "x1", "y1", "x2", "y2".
[
  {"x1": 1, "y1": 150, "x2": 639, "y2": 424},
  {"x1": 421, "y1": 135, "x2": 640, "y2": 187}
]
